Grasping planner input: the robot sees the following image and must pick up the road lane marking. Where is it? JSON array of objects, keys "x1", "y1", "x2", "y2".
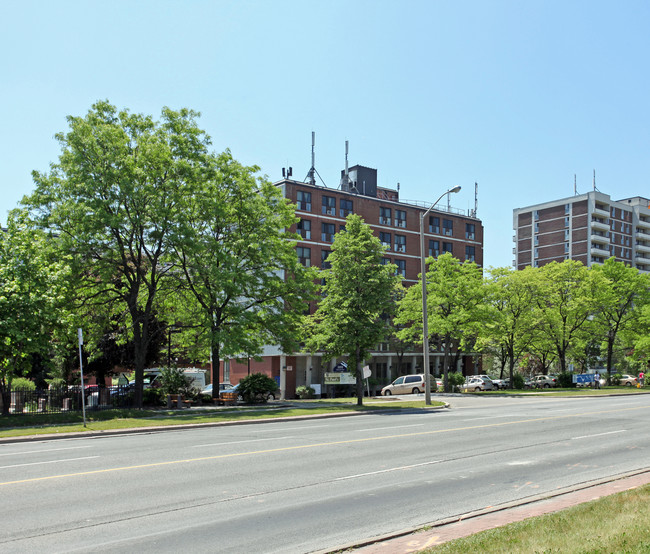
[
  {"x1": 192, "y1": 436, "x2": 293, "y2": 447},
  {"x1": 355, "y1": 424, "x2": 425, "y2": 432},
  {"x1": 334, "y1": 460, "x2": 442, "y2": 481},
  {"x1": 571, "y1": 430, "x2": 627, "y2": 440},
  {"x1": 0, "y1": 446, "x2": 93, "y2": 457},
  {"x1": 1, "y1": 403, "x2": 647, "y2": 487},
  {"x1": 0, "y1": 456, "x2": 99, "y2": 470}
]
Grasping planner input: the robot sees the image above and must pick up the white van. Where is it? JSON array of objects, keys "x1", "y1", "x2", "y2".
[{"x1": 381, "y1": 374, "x2": 435, "y2": 396}]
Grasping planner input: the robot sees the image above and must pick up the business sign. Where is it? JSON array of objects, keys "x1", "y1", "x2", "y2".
[
  {"x1": 332, "y1": 362, "x2": 348, "y2": 373},
  {"x1": 573, "y1": 374, "x2": 594, "y2": 384},
  {"x1": 324, "y1": 372, "x2": 356, "y2": 384}
]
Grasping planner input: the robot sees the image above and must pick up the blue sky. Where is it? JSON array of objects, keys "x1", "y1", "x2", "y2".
[{"x1": 2, "y1": 0, "x2": 648, "y2": 269}]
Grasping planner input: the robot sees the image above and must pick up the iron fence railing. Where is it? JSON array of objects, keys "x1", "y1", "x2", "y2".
[{"x1": 0, "y1": 386, "x2": 135, "y2": 415}]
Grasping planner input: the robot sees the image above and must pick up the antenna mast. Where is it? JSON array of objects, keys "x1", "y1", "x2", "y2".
[
  {"x1": 474, "y1": 182, "x2": 478, "y2": 216},
  {"x1": 305, "y1": 132, "x2": 316, "y2": 186}
]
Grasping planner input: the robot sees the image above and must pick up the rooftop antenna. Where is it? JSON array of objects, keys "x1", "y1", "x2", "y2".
[
  {"x1": 282, "y1": 166, "x2": 293, "y2": 179},
  {"x1": 340, "y1": 140, "x2": 357, "y2": 192},
  {"x1": 474, "y1": 182, "x2": 478, "y2": 217},
  {"x1": 593, "y1": 169, "x2": 597, "y2": 191},
  {"x1": 304, "y1": 131, "x2": 327, "y2": 187},
  {"x1": 574, "y1": 174, "x2": 577, "y2": 195}
]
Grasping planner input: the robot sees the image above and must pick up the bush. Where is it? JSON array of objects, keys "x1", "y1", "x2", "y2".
[
  {"x1": 512, "y1": 373, "x2": 525, "y2": 389},
  {"x1": 159, "y1": 367, "x2": 194, "y2": 397},
  {"x1": 296, "y1": 385, "x2": 315, "y2": 399},
  {"x1": 448, "y1": 372, "x2": 466, "y2": 392},
  {"x1": 557, "y1": 372, "x2": 575, "y2": 388},
  {"x1": 142, "y1": 388, "x2": 164, "y2": 406},
  {"x1": 237, "y1": 373, "x2": 278, "y2": 403},
  {"x1": 12, "y1": 378, "x2": 35, "y2": 391}
]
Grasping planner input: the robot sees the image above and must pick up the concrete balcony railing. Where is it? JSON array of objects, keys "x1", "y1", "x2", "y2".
[
  {"x1": 591, "y1": 219, "x2": 610, "y2": 232},
  {"x1": 591, "y1": 232, "x2": 610, "y2": 244},
  {"x1": 593, "y1": 207, "x2": 610, "y2": 218}
]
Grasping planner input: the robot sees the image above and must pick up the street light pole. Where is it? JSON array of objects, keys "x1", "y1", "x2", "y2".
[{"x1": 420, "y1": 186, "x2": 461, "y2": 405}]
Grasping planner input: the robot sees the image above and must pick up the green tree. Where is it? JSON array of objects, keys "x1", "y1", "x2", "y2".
[
  {"x1": 25, "y1": 101, "x2": 210, "y2": 408},
  {"x1": 0, "y1": 211, "x2": 72, "y2": 414},
  {"x1": 480, "y1": 266, "x2": 536, "y2": 389},
  {"x1": 531, "y1": 260, "x2": 602, "y2": 374},
  {"x1": 170, "y1": 150, "x2": 318, "y2": 398},
  {"x1": 305, "y1": 214, "x2": 401, "y2": 406},
  {"x1": 396, "y1": 253, "x2": 486, "y2": 392},
  {"x1": 590, "y1": 257, "x2": 650, "y2": 381}
]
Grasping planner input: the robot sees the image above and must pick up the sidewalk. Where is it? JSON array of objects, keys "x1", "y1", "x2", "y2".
[{"x1": 343, "y1": 469, "x2": 650, "y2": 553}]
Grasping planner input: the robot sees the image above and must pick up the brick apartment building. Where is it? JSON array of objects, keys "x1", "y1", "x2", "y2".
[
  {"x1": 223, "y1": 164, "x2": 484, "y2": 397},
  {"x1": 513, "y1": 191, "x2": 650, "y2": 272}
]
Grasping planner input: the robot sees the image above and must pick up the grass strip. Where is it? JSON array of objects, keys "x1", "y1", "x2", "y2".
[
  {"x1": 0, "y1": 400, "x2": 442, "y2": 438},
  {"x1": 425, "y1": 483, "x2": 650, "y2": 553}
]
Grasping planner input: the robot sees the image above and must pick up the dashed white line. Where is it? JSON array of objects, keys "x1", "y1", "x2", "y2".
[
  {"x1": 572, "y1": 430, "x2": 627, "y2": 440},
  {"x1": 0, "y1": 456, "x2": 99, "y2": 470},
  {"x1": 0, "y1": 445, "x2": 93, "y2": 457},
  {"x1": 335, "y1": 460, "x2": 442, "y2": 481},
  {"x1": 193, "y1": 436, "x2": 294, "y2": 448}
]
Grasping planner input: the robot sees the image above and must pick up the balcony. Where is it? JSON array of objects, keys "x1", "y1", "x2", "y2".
[
  {"x1": 636, "y1": 227, "x2": 650, "y2": 238},
  {"x1": 591, "y1": 245, "x2": 610, "y2": 256},
  {"x1": 637, "y1": 217, "x2": 650, "y2": 230},
  {"x1": 591, "y1": 232, "x2": 610, "y2": 244},
  {"x1": 590, "y1": 219, "x2": 609, "y2": 232},
  {"x1": 593, "y1": 206, "x2": 610, "y2": 218},
  {"x1": 635, "y1": 242, "x2": 650, "y2": 254}
]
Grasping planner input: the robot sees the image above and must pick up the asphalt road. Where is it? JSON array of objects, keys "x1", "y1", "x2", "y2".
[{"x1": 1, "y1": 393, "x2": 649, "y2": 553}]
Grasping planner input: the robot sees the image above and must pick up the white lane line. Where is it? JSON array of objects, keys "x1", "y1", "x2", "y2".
[
  {"x1": 257, "y1": 425, "x2": 330, "y2": 431},
  {"x1": 335, "y1": 460, "x2": 442, "y2": 481},
  {"x1": 355, "y1": 424, "x2": 425, "y2": 432},
  {"x1": 572, "y1": 430, "x2": 627, "y2": 440},
  {"x1": 0, "y1": 445, "x2": 94, "y2": 457},
  {"x1": 193, "y1": 436, "x2": 294, "y2": 448},
  {"x1": 0, "y1": 456, "x2": 99, "y2": 470}
]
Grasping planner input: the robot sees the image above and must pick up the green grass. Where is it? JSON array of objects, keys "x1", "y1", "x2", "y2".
[
  {"x1": 424, "y1": 483, "x2": 650, "y2": 553},
  {"x1": 0, "y1": 399, "x2": 445, "y2": 438}
]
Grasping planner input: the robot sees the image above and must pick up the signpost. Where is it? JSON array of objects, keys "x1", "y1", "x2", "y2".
[{"x1": 78, "y1": 328, "x2": 86, "y2": 427}]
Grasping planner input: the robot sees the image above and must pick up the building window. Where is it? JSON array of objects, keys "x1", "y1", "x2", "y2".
[
  {"x1": 321, "y1": 250, "x2": 331, "y2": 269},
  {"x1": 395, "y1": 209, "x2": 406, "y2": 228},
  {"x1": 340, "y1": 198, "x2": 353, "y2": 218},
  {"x1": 534, "y1": 236, "x2": 539, "y2": 246},
  {"x1": 465, "y1": 245, "x2": 475, "y2": 262},
  {"x1": 465, "y1": 223, "x2": 475, "y2": 240},
  {"x1": 379, "y1": 231, "x2": 391, "y2": 249},
  {"x1": 297, "y1": 219, "x2": 311, "y2": 239},
  {"x1": 565, "y1": 203, "x2": 571, "y2": 215},
  {"x1": 565, "y1": 216, "x2": 570, "y2": 227},
  {"x1": 565, "y1": 229, "x2": 570, "y2": 240},
  {"x1": 564, "y1": 243, "x2": 570, "y2": 254},
  {"x1": 339, "y1": 224, "x2": 346, "y2": 232},
  {"x1": 428, "y1": 239, "x2": 440, "y2": 257},
  {"x1": 322, "y1": 196, "x2": 336, "y2": 216},
  {"x1": 380, "y1": 257, "x2": 391, "y2": 265},
  {"x1": 442, "y1": 219, "x2": 453, "y2": 236},
  {"x1": 296, "y1": 190, "x2": 311, "y2": 212},
  {"x1": 534, "y1": 210, "x2": 540, "y2": 221},
  {"x1": 380, "y1": 207, "x2": 391, "y2": 225},
  {"x1": 394, "y1": 235, "x2": 406, "y2": 252},
  {"x1": 429, "y1": 216, "x2": 440, "y2": 234},
  {"x1": 321, "y1": 222, "x2": 335, "y2": 242},
  {"x1": 535, "y1": 222, "x2": 539, "y2": 233},
  {"x1": 395, "y1": 259, "x2": 406, "y2": 277},
  {"x1": 534, "y1": 248, "x2": 539, "y2": 259},
  {"x1": 442, "y1": 242, "x2": 453, "y2": 254},
  {"x1": 297, "y1": 247, "x2": 311, "y2": 266}
]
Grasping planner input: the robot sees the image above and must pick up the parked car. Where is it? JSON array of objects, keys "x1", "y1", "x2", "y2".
[
  {"x1": 461, "y1": 377, "x2": 494, "y2": 392},
  {"x1": 618, "y1": 374, "x2": 638, "y2": 387},
  {"x1": 474, "y1": 375, "x2": 500, "y2": 390},
  {"x1": 381, "y1": 374, "x2": 435, "y2": 396},
  {"x1": 530, "y1": 375, "x2": 558, "y2": 389},
  {"x1": 201, "y1": 383, "x2": 233, "y2": 396},
  {"x1": 490, "y1": 378, "x2": 506, "y2": 390}
]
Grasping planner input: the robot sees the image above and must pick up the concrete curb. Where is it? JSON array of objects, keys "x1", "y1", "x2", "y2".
[{"x1": 0, "y1": 403, "x2": 449, "y2": 444}]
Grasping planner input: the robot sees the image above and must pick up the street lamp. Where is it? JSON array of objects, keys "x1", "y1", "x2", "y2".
[{"x1": 420, "y1": 186, "x2": 461, "y2": 405}]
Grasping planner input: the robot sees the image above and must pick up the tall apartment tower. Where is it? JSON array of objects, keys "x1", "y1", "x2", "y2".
[{"x1": 513, "y1": 191, "x2": 650, "y2": 272}]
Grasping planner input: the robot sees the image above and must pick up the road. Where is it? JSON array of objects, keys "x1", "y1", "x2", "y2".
[{"x1": 1, "y1": 394, "x2": 649, "y2": 553}]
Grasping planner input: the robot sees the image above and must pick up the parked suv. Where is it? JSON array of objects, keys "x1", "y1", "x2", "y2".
[{"x1": 381, "y1": 374, "x2": 434, "y2": 396}]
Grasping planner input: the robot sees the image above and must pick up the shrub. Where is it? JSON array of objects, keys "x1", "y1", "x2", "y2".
[
  {"x1": 237, "y1": 373, "x2": 278, "y2": 403},
  {"x1": 159, "y1": 367, "x2": 194, "y2": 396},
  {"x1": 296, "y1": 385, "x2": 315, "y2": 399},
  {"x1": 142, "y1": 388, "x2": 164, "y2": 406},
  {"x1": 448, "y1": 372, "x2": 466, "y2": 392},
  {"x1": 557, "y1": 372, "x2": 575, "y2": 388},
  {"x1": 512, "y1": 373, "x2": 525, "y2": 389},
  {"x1": 12, "y1": 378, "x2": 36, "y2": 391}
]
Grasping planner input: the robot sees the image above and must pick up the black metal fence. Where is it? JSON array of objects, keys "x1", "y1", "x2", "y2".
[{"x1": 0, "y1": 386, "x2": 135, "y2": 415}]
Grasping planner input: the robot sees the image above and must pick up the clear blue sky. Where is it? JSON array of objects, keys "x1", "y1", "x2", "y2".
[{"x1": 2, "y1": 0, "x2": 649, "y2": 269}]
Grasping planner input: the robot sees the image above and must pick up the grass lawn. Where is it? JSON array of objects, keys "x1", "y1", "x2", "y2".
[
  {"x1": 0, "y1": 398, "x2": 444, "y2": 438},
  {"x1": 425, "y1": 483, "x2": 650, "y2": 553}
]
